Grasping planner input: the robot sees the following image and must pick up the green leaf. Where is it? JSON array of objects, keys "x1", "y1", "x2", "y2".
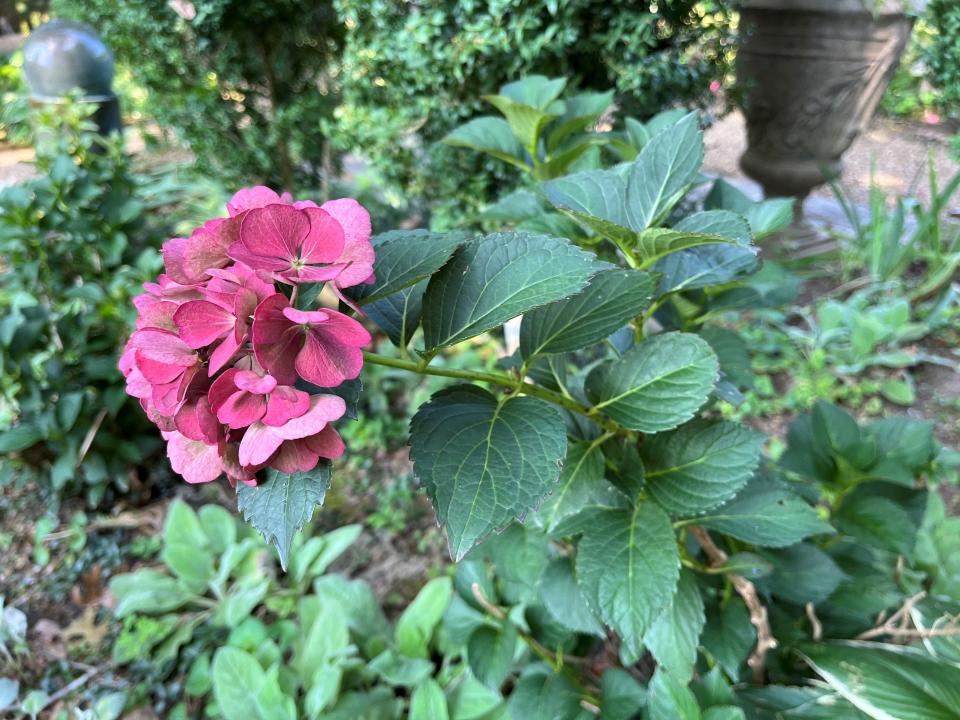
[
  {"x1": 576, "y1": 502, "x2": 680, "y2": 658},
  {"x1": 675, "y1": 210, "x2": 752, "y2": 243},
  {"x1": 703, "y1": 707, "x2": 745, "y2": 720},
  {"x1": 835, "y1": 494, "x2": 917, "y2": 556},
  {"x1": 539, "y1": 557, "x2": 604, "y2": 636},
  {"x1": 484, "y1": 94, "x2": 559, "y2": 156},
  {"x1": 368, "y1": 650, "x2": 434, "y2": 687},
  {"x1": 223, "y1": 579, "x2": 270, "y2": 628},
  {"x1": 586, "y1": 332, "x2": 718, "y2": 433},
  {"x1": 655, "y1": 245, "x2": 758, "y2": 294},
  {"x1": 761, "y1": 543, "x2": 846, "y2": 605},
  {"x1": 109, "y1": 569, "x2": 193, "y2": 617},
  {"x1": 542, "y1": 169, "x2": 633, "y2": 243},
  {"x1": 482, "y1": 189, "x2": 549, "y2": 223},
  {"x1": 236, "y1": 465, "x2": 331, "y2": 571},
  {"x1": 396, "y1": 577, "x2": 453, "y2": 659},
  {"x1": 450, "y1": 675, "x2": 505, "y2": 720},
  {"x1": 745, "y1": 199, "x2": 794, "y2": 239},
  {"x1": 212, "y1": 647, "x2": 290, "y2": 720},
  {"x1": 499, "y1": 75, "x2": 567, "y2": 109},
  {"x1": 164, "y1": 499, "x2": 208, "y2": 548},
  {"x1": 519, "y1": 268, "x2": 657, "y2": 357},
  {"x1": 410, "y1": 386, "x2": 567, "y2": 559},
  {"x1": 0, "y1": 423, "x2": 44, "y2": 453},
  {"x1": 799, "y1": 641, "x2": 960, "y2": 720},
  {"x1": 699, "y1": 327, "x2": 753, "y2": 391},
  {"x1": 534, "y1": 440, "x2": 627, "y2": 535},
  {"x1": 422, "y1": 232, "x2": 602, "y2": 350},
  {"x1": 546, "y1": 90, "x2": 614, "y2": 149},
  {"x1": 411, "y1": 679, "x2": 449, "y2": 720},
  {"x1": 296, "y1": 600, "x2": 349, "y2": 677},
  {"x1": 600, "y1": 668, "x2": 647, "y2": 720},
  {"x1": 348, "y1": 230, "x2": 467, "y2": 304},
  {"x1": 161, "y1": 542, "x2": 215, "y2": 593},
  {"x1": 508, "y1": 666, "x2": 583, "y2": 720},
  {"x1": 468, "y1": 624, "x2": 517, "y2": 689},
  {"x1": 634, "y1": 229, "x2": 740, "y2": 266},
  {"x1": 442, "y1": 117, "x2": 528, "y2": 169},
  {"x1": 644, "y1": 570, "x2": 705, "y2": 683},
  {"x1": 643, "y1": 420, "x2": 765, "y2": 516},
  {"x1": 714, "y1": 553, "x2": 773, "y2": 579},
  {"x1": 625, "y1": 112, "x2": 704, "y2": 230},
  {"x1": 305, "y1": 664, "x2": 342, "y2": 718},
  {"x1": 648, "y1": 668, "x2": 702, "y2": 720},
  {"x1": 365, "y1": 280, "x2": 426, "y2": 348},
  {"x1": 199, "y1": 504, "x2": 237, "y2": 555},
  {"x1": 695, "y1": 477, "x2": 833, "y2": 547},
  {"x1": 701, "y1": 600, "x2": 755, "y2": 680}
]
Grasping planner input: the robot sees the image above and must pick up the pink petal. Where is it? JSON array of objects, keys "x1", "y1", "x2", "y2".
[
  {"x1": 217, "y1": 390, "x2": 267, "y2": 429},
  {"x1": 226, "y1": 240, "x2": 291, "y2": 272},
  {"x1": 174, "y1": 300, "x2": 235, "y2": 349},
  {"x1": 263, "y1": 385, "x2": 310, "y2": 426},
  {"x1": 252, "y1": 295, "x2": 303, "y2": 385},
  {"x1": 282, "y1": 306, "x2": 330, "y2": 325},
  {"x1": 234, "y1": 370, "x2": 277, "y2": 395},
  {"x1": 272, "y1": 394, "x2": 345, "y2": 441},
  {"x1": 167, "y1": 431, "x2": 223, "y2": 484},
  {"x1": 208, "y1": 369, "x2": 240, "y2": 413},
  {"x1": 322, "y1": 198, "x2": 375, "y2": 289},
  {"x1": 161, "y1": 237, "x2": 193, "y2": 284},
  {"x1": 300, "y1": 207, "x2": 345, "y2": 264},
  {"x1": 227, "y1": 186, "x2": 284, "y2": 216},
  {"x1": 221, "y1": 443, "x2": 260, "y2": 486},
  {"x1": 175, "y1": 397, "x2": 220, "y2": 443},
  {"x1": 314, "y1": 310, "x2": 372, "y2": 347},
  {"x1": 295, "y1": 333, "x2": 363, "y2": 388},
  {"x1": 270, "y1": 438, "x2": 320, "y2": 473},
  {"x1": 131, "y1": 329, "x2": 197, "y2": 367},
  {"x1": 304, "y1": 425, "x2": 345, "y2": 460},
  {"x1": 135, "y1": 299, "x2": 178, "y2": 332},
  {"x1": 238, "y1": 421, "x2": 284, "y2": 467},
  {"x1": 183, "y1": 218, "x2": 237, "y2": 279},
  {"x1": 239, "y1": 205, "x2": 307, "y2": 263},
  {"x1": 136, "y1": 354, "x2": 184, "y2": 385},
  {"x1": 208, "y1": 333, "x2": 243, "y2": 376}
]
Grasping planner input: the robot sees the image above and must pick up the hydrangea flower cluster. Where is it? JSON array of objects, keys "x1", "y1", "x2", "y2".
[{"x1": 119, "y1": 187, "x2": 374, "y2": 486}]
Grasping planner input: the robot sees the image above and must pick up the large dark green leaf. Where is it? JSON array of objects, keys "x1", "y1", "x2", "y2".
[
  {"x1": 799, "y1": 641, "x2": 960, "y2": 720},
  {"x1": 508, "y1": 665, "x2": 584, "y2": 720},
  {"x1": 701, "y1": 600, "x2": 755, "y2": 681},
  {"x1": 643, "y1": 420, "x2": 765, "y2": 516},
  {"x1": 655, "y1": 245, "x2": 758, "y2": 294},
  {"x1": 409, "y1": 386, "x2": 567, "y2": 560},
  {"x1": 542, "y1": 169, "x2": 630, "y2": 238},
  {"x1": 422, "y1": 232, "x2": 602, "y2": 350},
  {"x1": 236, "y1": 465, "x2": 331, "y2": 570},
  {"x1": 467, "y1": 624, "x2": 517, "y2": 689},
  {"x1": 644, "y1": 569, "x2": 705, "y2": 682},
  {"x1": 364, "y1": 280, "x2": 425, "y2": 348},
  {"x1": 585, "y1": 332, "x2": 718, "y2": 433},
  {"x1": 835, "y1": 494, "x2": 917, "y2": 556},
  {"x1": 647, "y1": 668, "x2": 701, "y2": 720},
  {"x1": 539, "y1": 557, "x2": 605, "y2": 636},
  {"x1": 760, "y1": 543, "x2": 846, "y2": 605},
  {"x1": 519, "y1": 268, "x2": 657, "y2": 357},
  {"x1": 691, "y1": 477, "x2": 833, "y2": 548},
  {"x1": 634, "y1": 229, "x2": 740, "y2": 267},
  {"x1": 576, "y1": 502, "x2": 679, "y2": 657},
  {"x1": 348, "y1": 230, "x2": 467, "y2": 303}
]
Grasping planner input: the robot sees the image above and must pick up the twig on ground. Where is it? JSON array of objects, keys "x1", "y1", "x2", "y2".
[
  {"x1": 44, "y1": 666, "x2": 100, "y2": 709},
  {"x1": 806, "y1": 602, "x2": 823, "y2": 641},
  {"x1": 690, "y1": 526, "x2": 778, "y2": 683},
  {"x1": 855, "y1": 591, "x2": 960, "y2": 641}
]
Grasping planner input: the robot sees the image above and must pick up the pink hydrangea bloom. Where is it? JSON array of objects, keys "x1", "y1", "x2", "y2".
[
  {"x1": 252, "y1": 293, "x2": 371, "y2": 388},
  {"x1": 119, "y1": 186, "x2": 375, "y2": 487}
]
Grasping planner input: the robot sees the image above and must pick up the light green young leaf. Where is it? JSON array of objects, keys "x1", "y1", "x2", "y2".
[
  {"x1": 109, "y1": 569, "x2": 193, "y2": 618},
  {"x1": 410, "y1": 386, "x2": 567, "y2": 560},
  {"x1": 162, "y1": 542, "x2": 215, "y2": 594},
  {"x1": 164, "y1": 498, "x2": 207, "y2": 549},
  {"x1": 212, "y1": 647, "x2": 266, "y2": 720},
  {"x1": 576, "y1": 502, "x2": 680, "y2": 658},
  {"x1": 585, "y1": 332, "x2": 718, "y2": 433},
  {"x1": 296, "y1": 601, "x2": 350, "y2": 681},
  {"x1": 499, "y1": 75, "x2": 568, "y2": 109},
  {"x1": 368, "y1": 649, "x2": 434, "y2": 687},
  {"x1": 467, "y1": 623, "x2": 517, "y2": 689},
  {"x1": 484, "y1": 94, "x2": 559, "y2": 156},
  {"x1": 643, "y1": 419, "x2": 765, "y2": 516},
  {"x1": 422, "y1": 232, "x2": 602, "y2": 350},
  {"x1": 648, "y1": 668, "x2": 702, "y2": 720},
  {"x1": 410, "y1": 679, "x2": 450, "y2": 720},
  {"x1": 199, "y1": 504, "x2": 237, "y2": 555},
  {"x1": 520, "y1": 268, "x2": 657, "y2": 357},
  {"x1": 396, "y1": 577, "x2": 454, "y2": 659},
  {"x1": 644, "y1": 570, "x2": 706, "y2": 683},
  {"x1": 236, "y1": 465, "x2": 331, "y2": 570},
  {"x1": 442, "y1": 117, "x2": 528, "y2": 169}
]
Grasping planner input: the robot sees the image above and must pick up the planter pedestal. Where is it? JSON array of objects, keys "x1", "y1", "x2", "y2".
[{"x1": 736, "y1": 0, "x2": 912, "y2": 257}]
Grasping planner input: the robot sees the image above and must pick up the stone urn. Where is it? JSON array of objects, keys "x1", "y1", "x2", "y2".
[{"x1": 736, "y1": 0, "x2": 915, "y2": 254}]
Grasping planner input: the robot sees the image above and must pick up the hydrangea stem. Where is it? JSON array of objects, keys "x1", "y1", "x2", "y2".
[{"x1": 362, "y1": 351, "x2": 623, "y2": 435}]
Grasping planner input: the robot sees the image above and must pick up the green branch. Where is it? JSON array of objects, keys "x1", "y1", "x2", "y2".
[{"x1": 363, "y1": 351, "x2": 623, "y2": 435}]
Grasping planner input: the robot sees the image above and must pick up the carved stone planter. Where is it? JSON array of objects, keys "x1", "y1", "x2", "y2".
[{"x1": 736, "y1": 0, "x2": 913, "y2": 254}]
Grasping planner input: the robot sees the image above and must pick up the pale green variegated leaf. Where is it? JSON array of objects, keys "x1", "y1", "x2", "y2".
[
  {"x1": 540, "y1": 557, "x2": 605, "y2": 636},
  {"x1": 645, "y1": 570, "x2": 706, "y2": 683},
  {"x1": 534, "y1": 440, "x2": 626, "y2": 534},
  {"x1": 585, "y1": 332, "x2": 718, "y2": 433},
  {"x1": 520, "y1": 268, "x2": 657, "y2": 357},
  {"x1": 635, "y1": 228, "x2": 740, "y2": 267},
  {"x1": 236, "y1": 465, "x2": 331, "y2": 570},
  {"x1": 799, "y1": 641, "x2": 960, "y2": 720},
  {"x1": 442, "y1": 117, "x2": 528, "y2": 169},
  {"x1": 409, "y1": 386, "x2": 567, "y2": 560},
  {"x1": 576, "y1": 502, "x2": 680, "y2": 658},
  {"x1": 655, "y1": 245, "x2": 759, "y2": 295},
  {"x1": 693, "y1": 477, "x2": 833, "y2": 547},
  {"x1": 364, "y1": 280, "x2": 425, "y2": 348},
  {"x1": 348, "y1": 229, "x2": 467, "y2": 303},
  {"x1": 643, "y1": 419, "x2": 765, "y2": 516},
  {"x1": 625, "y1": 112, "x2": 704, "y2": 230},
  {"x1": 422, "y1": 232, "x2": 602, "y2": 350}
]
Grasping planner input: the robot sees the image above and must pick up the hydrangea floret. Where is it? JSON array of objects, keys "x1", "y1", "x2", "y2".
[{"x1": 119, "y1": 187, "x2": 374, "y2": 486}]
